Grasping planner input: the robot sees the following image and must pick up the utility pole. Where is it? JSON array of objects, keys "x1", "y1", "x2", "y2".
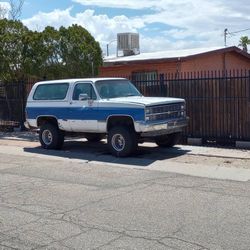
[
  {"x1": 224, "y1": 28, "x2": 228, "y2": 47},
  {"x1": 106, "y1": 39, "x2": 117, "y2": 57},
  {"x1": 106, "y1": 44, "x2": 109, "y2": 57},
  {"x1": 223, "y1": 27, "x2": 250, "y2": 47},
  {"x1": 87, "y1": 54, "x2": 94, "y2": 77}
]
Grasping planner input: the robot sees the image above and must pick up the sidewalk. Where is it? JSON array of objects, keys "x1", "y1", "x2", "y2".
[
  {"x1": 0, "y1": 131, "x2": 250, "y2": 182},
  {"x1": 176, "y1": 145, "x2": 250, "y2": 160},
  {"x1": 0, "y1": 131, "x2": 249, "y2": 159}
]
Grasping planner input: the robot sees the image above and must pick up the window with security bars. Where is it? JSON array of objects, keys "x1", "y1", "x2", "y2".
[{"x1": 131, "y1": 71, "x2": 158, "y2": 85}]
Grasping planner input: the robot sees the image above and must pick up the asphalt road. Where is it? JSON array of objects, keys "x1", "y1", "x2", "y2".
[{"x1": 0, "y1": 133, "x2": 250, "y2": 249}]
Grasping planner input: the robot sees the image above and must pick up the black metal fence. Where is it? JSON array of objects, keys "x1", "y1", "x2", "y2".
[
  {"x1": 112, "y1": 70, "x2": 250, "y2": 143},
  {"x1": 0, "y1": 78, "x2": 38, "y2": 130},
  {"x1": 0, "y1": 70, "x2": 250, "y2": 144}
]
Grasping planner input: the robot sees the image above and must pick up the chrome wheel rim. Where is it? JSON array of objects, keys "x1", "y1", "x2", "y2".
[
  {"x1": 111, "y1": 134, "x2": 125, "y2": 152},
  {"x1": 42, "y1": 130, "x2": 53, "y2": 145}
]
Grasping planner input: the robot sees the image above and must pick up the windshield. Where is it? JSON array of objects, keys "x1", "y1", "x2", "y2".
[{"x1": 95, "y1": 80, "x2": 141, "y2": 99}]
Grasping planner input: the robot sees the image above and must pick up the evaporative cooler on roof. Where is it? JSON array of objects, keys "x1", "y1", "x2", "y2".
[{"x1": 117, "y1": 33, "x2": 140, "y2": 56}]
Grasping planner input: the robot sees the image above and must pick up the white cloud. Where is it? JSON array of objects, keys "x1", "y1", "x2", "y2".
[
  {"x1": 22, "y1": 0, "x2": 250, "y2": 55},
  {"x1": 22, "y1": 8, "x2": 74, "y2": 31},
  {"x1": 23, "y1": 8, "x2": 146, "y2": 54},
  {"x1": 73, "y1": 0, "x2": 250, "y2": 34},
  {"x1": 0, "y1": 1, "x2": 10, "y2": 9},
  {"x1": 0, "y1": 1, "x2": 10, "y2": 18},
  {"x1": 72, "y1": 0, "x2": 161, "y2": 10}
]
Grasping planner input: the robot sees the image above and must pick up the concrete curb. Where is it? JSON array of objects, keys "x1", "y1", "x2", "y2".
[
  {"x1": 236, "y1": 141, "x2": 250, "y2": 150},
  {"x1": 187, "y1": 138, "x2": 203, "y2": 146}
]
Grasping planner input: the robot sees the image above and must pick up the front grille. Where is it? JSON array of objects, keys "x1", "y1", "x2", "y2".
[{"x1": 146, "y1": 102, "x2": 185, "y2": 121}]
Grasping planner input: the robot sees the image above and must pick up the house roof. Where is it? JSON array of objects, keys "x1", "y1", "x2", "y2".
[{"x1": 104, "y1": 46, "x2": 250, "y2": 65}]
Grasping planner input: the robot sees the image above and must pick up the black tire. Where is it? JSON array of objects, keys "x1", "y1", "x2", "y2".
[
  {"x1": 39, "y1": 123, "x2": 64, "y2": 149},
  {"x1": 85, "y1": 133, "x2": 105, "y2": 142},
  {"x1": 108, "y1": 126, "x2": 137, "y2": 157},
  {"x1": 155, "y1": 132, "x2": 181, "y2": 147}
]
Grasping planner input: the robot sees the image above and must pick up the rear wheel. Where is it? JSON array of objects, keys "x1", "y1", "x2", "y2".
[
  {"x1": 155, "y1": 132, "x2": 181, "y2": 147},
  {"x1": 39, "y1": 123, "x2": 64, "y2": 149},
  {"x1": 108, "y1": 126, "x2": 137, "y2": 157}
]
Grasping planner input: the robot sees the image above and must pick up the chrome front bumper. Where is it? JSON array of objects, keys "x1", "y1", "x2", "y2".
[{"x1": 136, "y1": 118, "x2": 188, "y2": 137}]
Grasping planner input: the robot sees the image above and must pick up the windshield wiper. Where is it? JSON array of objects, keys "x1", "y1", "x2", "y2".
[{"x1": 124, "y1": 94, "x2": 139, "y2": 97}]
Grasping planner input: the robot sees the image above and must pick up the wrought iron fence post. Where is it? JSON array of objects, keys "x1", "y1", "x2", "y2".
[
  {"x1": 4, "y1": 82, "x2": 12, "y2": 121},
  {"x1": 159, "y1": 73, "x2": 165, "y2": 97},
  {"x1": 249, "y1": 70, "x2": 250, "y2": 101},
  {"x1": 20, "y1": 79, "x2": 26, "y2": 131}
]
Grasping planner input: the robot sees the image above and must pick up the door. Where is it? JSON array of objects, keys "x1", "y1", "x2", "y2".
[{"x1": 69, "y1": 81, "x2": 99, "y2": 132}]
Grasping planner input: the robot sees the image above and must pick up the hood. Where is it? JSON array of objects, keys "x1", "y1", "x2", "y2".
[{"x1": 104, "y1": 96, "x2": 185, "y2": 106}]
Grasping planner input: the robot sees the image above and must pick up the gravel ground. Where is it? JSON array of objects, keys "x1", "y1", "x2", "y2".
[{"x1": 0, "y1": 131, "x2": 249, "y2": 171}]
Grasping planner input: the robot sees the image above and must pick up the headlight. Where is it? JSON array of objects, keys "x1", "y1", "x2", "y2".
[
  {"x1": 181, "y1": 103, "x2": 185, "y2": 110},
  {"x1": 145, "y1": 107, "x2": 152, "y2": 121},
  {"x1": 145, "y1": 107, "x2": 152, "y2": 115},
  {"x1": 145, "y1": 115, "x2": 157, "y2": 121},
  {"x1": 145, "y1": 107, "x2": 153, "y2": 121}
]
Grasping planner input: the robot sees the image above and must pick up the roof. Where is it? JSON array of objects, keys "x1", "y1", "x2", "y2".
[
  {"x1": 104, "y1": 46, "x2": 250, "y2": 65},
  {"x1": 35, "y1": 77, "x2": 127, "y2": 85}
]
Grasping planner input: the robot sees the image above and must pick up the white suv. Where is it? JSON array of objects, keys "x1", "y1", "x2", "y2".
[{"x1": 25, "y1": 78, "x2": 188, "y2": 157}]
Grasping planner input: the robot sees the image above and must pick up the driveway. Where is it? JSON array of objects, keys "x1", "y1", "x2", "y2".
[{"x1": 0, "y1": 132, "x2": 250, "y2": 249}]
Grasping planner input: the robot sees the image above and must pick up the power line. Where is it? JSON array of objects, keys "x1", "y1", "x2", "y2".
[
  {"x1": 224, "y1": 28, "x2": 250, "y2": 47},
  {"x1": 229, "y1": 28, "x2": 250, "y2": 34}
]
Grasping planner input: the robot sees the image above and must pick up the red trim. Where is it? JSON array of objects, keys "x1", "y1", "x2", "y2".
[{"x1": 103, "y1": 46, "x2": 250, "y2": 66}]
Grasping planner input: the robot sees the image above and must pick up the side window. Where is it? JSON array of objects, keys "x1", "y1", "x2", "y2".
[
  {"x1": 131, "y1": 71, "x2": 158, "y2": 86},
  {"x1": 33, "y1": 83, "x2": 69, "y2": 100},
  {"x1": 73, "y1": 83, "x2": 97, "y2": 100}
]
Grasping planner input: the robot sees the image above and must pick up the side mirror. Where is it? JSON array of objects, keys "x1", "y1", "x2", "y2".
[{"x1": 79, "y1": 93, "x2": 89, "y2": 101}]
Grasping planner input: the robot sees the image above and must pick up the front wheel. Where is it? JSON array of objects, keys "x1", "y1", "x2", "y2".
[
  {"x1": 108, "y1": 126, "x2": 137, "y2": 157},
  {"x1": 39, "y1": 123, "x2": 64, "y2": 149},
  {"x1": 155, "y1": 132, "x2": 181, "y2": 147}
]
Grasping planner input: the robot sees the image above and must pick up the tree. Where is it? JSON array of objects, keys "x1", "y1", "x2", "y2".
[
  {"x1": 238, "y1": 36, "x2": 250, "y2": 52},
  {"x1": 0, "y1": 2, "x2": 9, "y2": 19},
  {"x1": 9, "y1": 0, "x2": 24, "y2": 20},
  {"x1": 39, "y1": 26, "x2": 62, "y2": 79},
  {"x1": 30, "y1": 24, "x2": 103, "y2": 79},
  {"x1": 22, "y1": 29, "x2": 47, "y2": 78},
  {"x1": 0, "y1": 0, "x2": 24, "y2": 20},
  {"x1": 59, "y1": 24, "x2": 102, "y2": 78},
  {"x1": 0, "y1": 18, "x2": 29, "y2": 80},
  {"x1": 0, "y1": 19, "x2": 103, "y2": 81}
]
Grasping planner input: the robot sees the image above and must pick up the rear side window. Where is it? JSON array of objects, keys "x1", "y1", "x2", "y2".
[{"x1": 33, "y1": 83, "x2": 69, "y2": 100}]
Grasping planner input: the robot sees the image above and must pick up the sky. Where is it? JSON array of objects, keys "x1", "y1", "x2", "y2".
[{"x1": 1, "y1": 0, "x2": 250, "y2": 56}]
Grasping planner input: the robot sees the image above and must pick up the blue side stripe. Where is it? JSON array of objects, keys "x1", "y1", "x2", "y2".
[{"x1": 26, "y1": 107, "x2": 145, "y2": 121}]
